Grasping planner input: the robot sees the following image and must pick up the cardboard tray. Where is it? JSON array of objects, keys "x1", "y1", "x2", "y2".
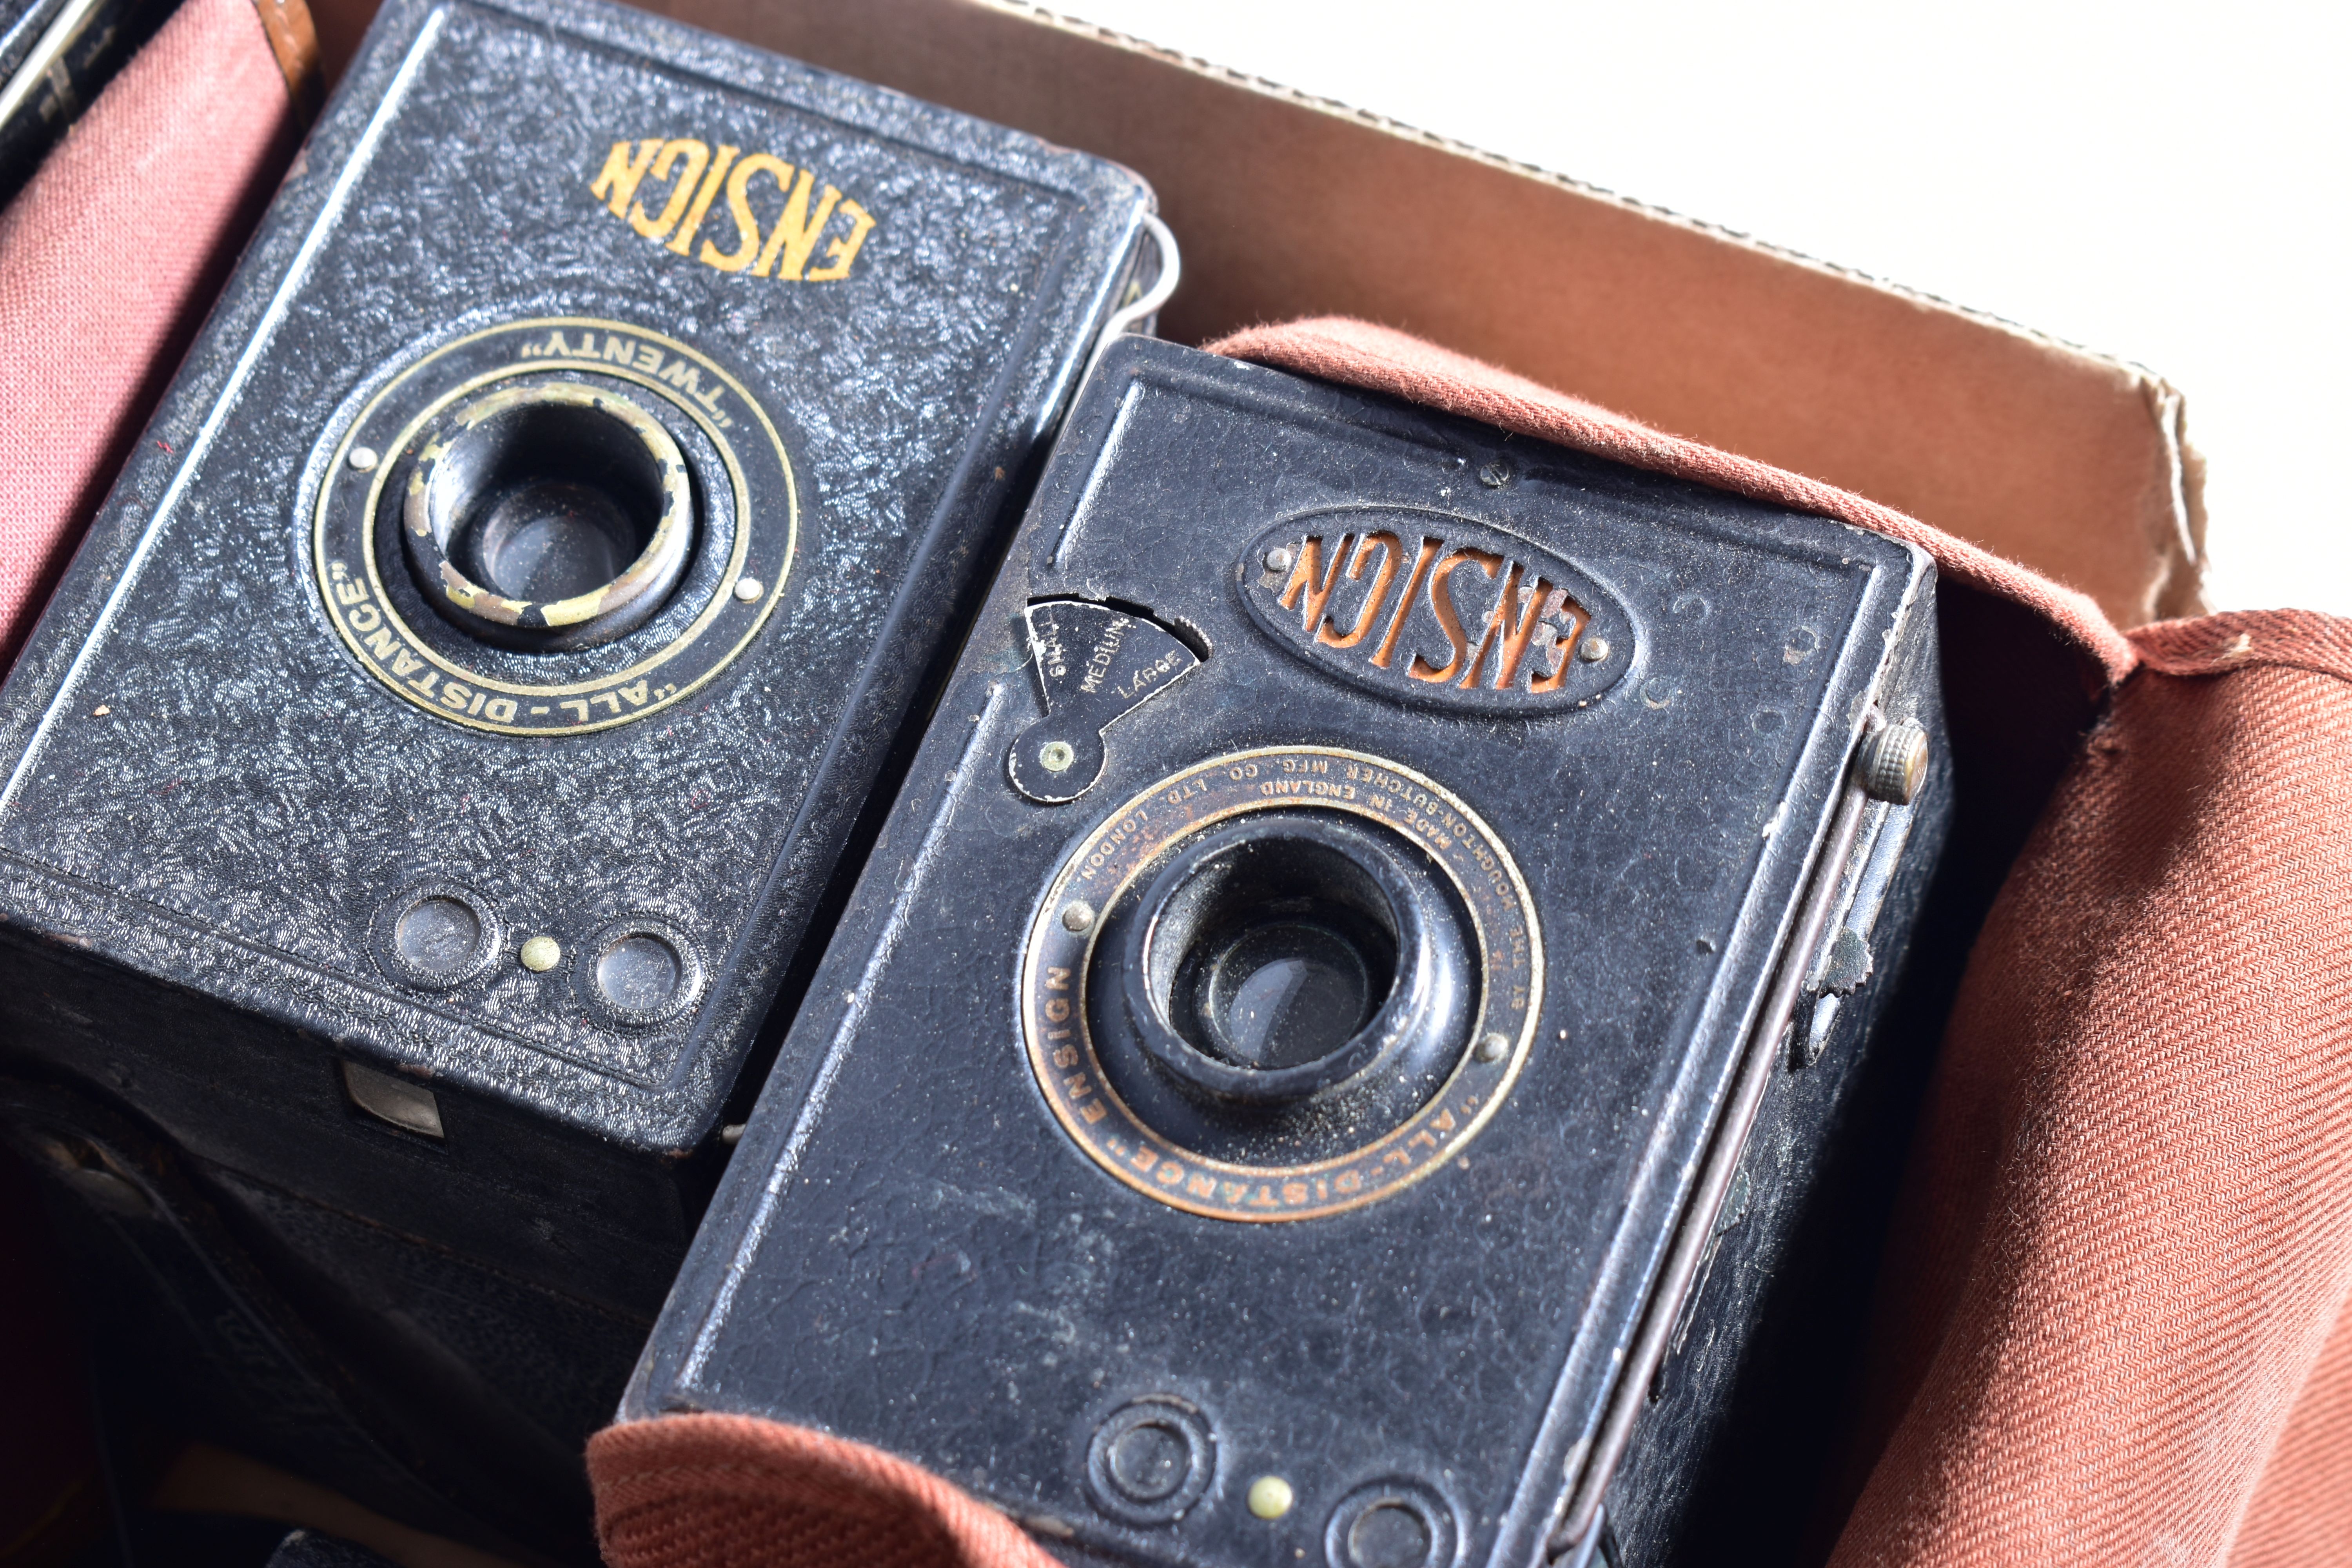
[{"x1": 299, "y1": 0, "x2": 2205, "y2": 633}]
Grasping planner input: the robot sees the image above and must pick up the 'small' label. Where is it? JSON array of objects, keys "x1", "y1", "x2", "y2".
[{"x1": 590, "y1": 134, "x2": 877, "y2": 281}]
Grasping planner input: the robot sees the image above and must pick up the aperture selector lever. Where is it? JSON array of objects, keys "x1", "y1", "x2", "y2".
[{"x1": 1009, "y1": 599, "x2": 1200, "y2": 804}]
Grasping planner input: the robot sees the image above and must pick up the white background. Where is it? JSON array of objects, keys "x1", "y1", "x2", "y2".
[{"x1": 1055, "y1": 0, "x2": 2352, "y2": 617}]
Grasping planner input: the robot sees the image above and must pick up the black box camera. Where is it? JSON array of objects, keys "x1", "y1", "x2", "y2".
[
  {"x1": 627, "y1": 336, "x2": 1953, "y2": 1568},
  {"x1": 0, "y1": 0, "x2": 1158, "y2": 1552}
]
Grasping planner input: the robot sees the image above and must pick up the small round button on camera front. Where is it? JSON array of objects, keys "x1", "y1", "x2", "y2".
[
  {"x1": 1325, "y1": 1483, "x2": 1458, "y2": 1568},
  {"x1": 1084, "y1": 1396, "x2": 1214, "y2": 1526}
]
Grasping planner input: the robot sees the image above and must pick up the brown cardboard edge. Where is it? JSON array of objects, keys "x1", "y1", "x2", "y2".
[
  {"x1": 624, "y1": 0, "x2": 2205, "y2": 630},
  {"x1": 984, "y1": 0, "x2": 2214, "y2": 628},
  {"x1": 301, "y1": 0, "x2": 2201, "y2": 627}
]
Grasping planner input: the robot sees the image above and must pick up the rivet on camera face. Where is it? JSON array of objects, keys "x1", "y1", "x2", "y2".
[
  {"x1": 403, "y1": 380, "x2": 694, "y2": 651},
  {"x1": 1084, "y1": 1397, "x2": 1214, "y2": 1526}
]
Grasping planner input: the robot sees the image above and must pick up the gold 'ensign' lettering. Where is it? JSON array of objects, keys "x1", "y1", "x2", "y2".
[
  {"x1": 1278, "y1": 530, "x2": 1588, "y2": 695},
  {"x1": 589, "y1": 135, "x2": 877, "y2": 282}
]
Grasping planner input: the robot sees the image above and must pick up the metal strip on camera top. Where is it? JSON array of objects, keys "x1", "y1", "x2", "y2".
[
  {"x1": 1085, "y1": 214, "x2": 1180, "y2": 378},
  {"x1": 0, "y1": 0, "x2": 103, "y2": 131}
]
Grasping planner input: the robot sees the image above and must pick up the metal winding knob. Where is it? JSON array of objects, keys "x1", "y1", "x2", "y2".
[{"x1": 1855, "y1": 719, "x2": 1931, "y2": 804}]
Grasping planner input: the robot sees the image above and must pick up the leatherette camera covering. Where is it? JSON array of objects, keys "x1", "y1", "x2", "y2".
[
  {"x1": 630, "y1": 338, "x2": 1952, "y2": 1568},
  {"x1": 0, "y1": 0, "x2": 1151, "y2": 1550}
]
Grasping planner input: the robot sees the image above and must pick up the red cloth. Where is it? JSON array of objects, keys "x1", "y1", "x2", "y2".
[
  {"x1": 1825, "y1": 609, "x2": 2352, "y2": 1567},
  {"x1": 1205, "y1": 317, "x2": 2137, "y2": 687},
  {"x1": 0, "y1": 0, "x2": 304, "y2": 668},
  {"x1": 591, "y1": 1414, "x2": 1059, "y2": 1568}
]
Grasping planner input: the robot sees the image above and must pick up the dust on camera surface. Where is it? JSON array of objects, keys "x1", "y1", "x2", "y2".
[
  {"x1": 636, "y1": 337, "x2": 1950, "y2": 1568},
  {"x1": 0, "y1": 0, "x2": 1156, "y2": 1553}
]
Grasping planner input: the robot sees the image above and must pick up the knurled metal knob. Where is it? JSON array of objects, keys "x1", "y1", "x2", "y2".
[{"x1": 1855, "y1": 720, "x2": 1930, "y2": 804}]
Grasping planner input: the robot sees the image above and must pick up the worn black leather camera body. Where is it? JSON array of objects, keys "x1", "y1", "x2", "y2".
[
  {"x1": 0, "y1": 0, "x2": 1152, "y2": 1553},
  {"x1": 629, "y1": 337, "x2": 1953, "y2": 1568}
]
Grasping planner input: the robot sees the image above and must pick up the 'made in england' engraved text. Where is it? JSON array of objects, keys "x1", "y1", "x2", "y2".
[{"x1": 1020, "y1": 746, "x2": 1543, "y2": 1222}]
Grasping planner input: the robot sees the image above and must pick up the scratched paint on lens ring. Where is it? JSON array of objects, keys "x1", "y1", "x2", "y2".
[{"x1": 309, "y1": 316, "x2": 799, "y2": 735}]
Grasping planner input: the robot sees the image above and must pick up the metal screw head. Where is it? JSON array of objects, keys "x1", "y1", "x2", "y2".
[
  {"x1": 519, "y1": 935, "x2": 562, "y2": 972},
  {"x1": 1855, "y1": 720, "x2": 1931, "y2": 804},
  {"x1": 1264, "y1": 546, "x2": 1295, "y2": 574},
  {"x1": 1474, "y1": 1031, "x2": 1509, "y2": 1063},
  {"x1": 733, "y1": 576, "x2": 764, "y2": 602},
  {"x1": 348, "y1": 446, "x2": 379, "y2": 472},
  {"x1": 1060, "y1": 901, "x2": 1096, "y2": 934},
  {"x1": 1477, "y1": 456, "x2": 1513, "y2": 488},
  {"x1": 1576, "y1": 635, "x2": 1609, "y2": 664},
  {"x1": 1040, "y1": 739, "x2": 1076, "y2": 773},
  {"x1": 1247, "y1": 1475, "x2": 1294, "y2": 1520}
]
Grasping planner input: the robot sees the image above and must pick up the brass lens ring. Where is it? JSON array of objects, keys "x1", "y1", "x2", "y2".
[
  {"x1": 1019, "y1": 746, "x2": 1543, "y2": 1223},
  {"x1": 401, "y1": 381, "x2": 694, "y2": 650},
  {"x1": 310, "y1": 316, "x2": 797, "y2": 737}
]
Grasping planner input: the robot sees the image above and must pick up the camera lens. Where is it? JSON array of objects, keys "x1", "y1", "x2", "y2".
[
  {"x1": 1179, "y1": 907, "x2": 1392, "y2": 1071},
  {"x1": 1325, "y1": 1484, "x2": 1455, "y2": 1568},
  {"x1": 595, "y1": 933, "x2": 682, "y2": 1012},
  {"x1": 403, "y1": 380, "x2": 693, "y2": 650},
  {"x1": 372, "y1": 885, "x2": 497, "y2": 990},
  {"x1": 394, "y1": 896, "x2": 481, "y2": 978},
  {"x1": 1045, "y1": 755, "x2": 1519, "y2": 1194},
  {"x1": 470, "y1": 479, "x2": 644, "y2": 603},
  {"x1": 1123, "y1": 817, "x2": 1441, "y2": 1109},
  {"x1": 1347, "y1": 1503, "x2": 1433, "y2": 1568},
  {"x1": 1084, "y1": 1397, "x2": 1214, "y2": 1524},
  {"x1": 1105, "y1": 1419, "x2": 1190, "y2": 1501}
]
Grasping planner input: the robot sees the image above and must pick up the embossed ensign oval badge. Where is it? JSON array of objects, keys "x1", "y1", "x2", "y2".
[{"x1": 1237, "y1": 506, "x2": 1633, "y2": 713}]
